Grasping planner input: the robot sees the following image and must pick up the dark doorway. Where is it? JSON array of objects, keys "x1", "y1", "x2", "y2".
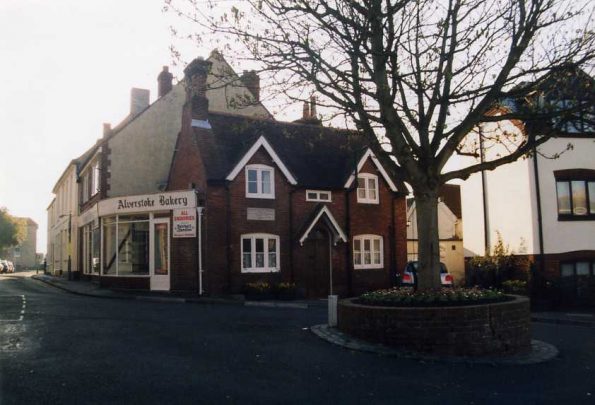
[{"x1": 301, "y1": 228, "x2": 330, "y2": 298}]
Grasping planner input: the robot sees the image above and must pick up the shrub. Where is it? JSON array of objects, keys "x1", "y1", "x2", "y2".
[
  {"x1": 501, "y1": 279, "x2": 528, "y2": 295},
  {"x1": 357, "y1": 287, "x2": 508, "y2": 307},
  {"x1": 244, "y1": 281, "x2": 271, "y2": 294}
]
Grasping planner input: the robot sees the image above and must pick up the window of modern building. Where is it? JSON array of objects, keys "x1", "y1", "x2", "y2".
[
  {"x1": 353, "y1": 234, "x2": 383, "y2": 269},
  {"x1": 102, "y1": 215, "x2": 150, "y2": 276},
  {"x1": 555, "y1": 177, "x2": 595, "y2": 219},
  {"x1": 241, "y1": 233, "x2": 280, "y2": 272},
  {"x1": 245, "y1": 165, "x2": 275, "y2": 199},
  {"x1": 306, "y1": 190, "x2": 332, "y2": 202},
  {"x1": 357, "y1": 173, "x2": 379, "y2": 204}
]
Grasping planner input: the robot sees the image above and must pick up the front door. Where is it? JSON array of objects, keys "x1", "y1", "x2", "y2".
[
  {"x1": 303, "y1": 228, "x2": 330, "y2": 298},
  {"x1": 150, "y1": 218, "x2": 170, "y2": 291}
]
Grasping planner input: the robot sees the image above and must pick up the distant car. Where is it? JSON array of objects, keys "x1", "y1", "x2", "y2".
[
  {"x1": 6, "y1": 261, "x2": 14, "y2": 273},
  {"x1": 0, "y1": 260, "x2": 8, "y2": 273},
  {"x1": 401, "y1": 261, "x2": 454, "y2": 287}
]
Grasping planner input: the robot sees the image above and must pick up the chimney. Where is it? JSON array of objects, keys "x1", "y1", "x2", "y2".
[
  {"x1": 103, "y1": 123, "x2": 111, "y2": 138},
  {"x1": 130, "y1": 88, "x2": 150, "y2": 117},
  {"x1": 240, "y1": 70, "x2": 260, "y2": 102},
  {"x1": 157, "y1": 66, "x2": 173, "y2": 98},
  {"x1": 310, "y1": 95, "x2": 317, "y2": 119},
  {"x1": 302, "y1": 101, "x2": 309, "y2": 119},
  {"x1": 184, "y1": 57, "x2": 212, "y2": 121}
]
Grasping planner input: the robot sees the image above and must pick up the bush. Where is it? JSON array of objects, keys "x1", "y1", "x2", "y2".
[
  {"x1": 357, "y1": 287, "x2": 508, "y2": 307},
  {"x1": 501, "y1": 280, "x2": 528, "y2": 295},
  {"x1": 244, "y1": 281, "x2": 271, "y2": 295}
]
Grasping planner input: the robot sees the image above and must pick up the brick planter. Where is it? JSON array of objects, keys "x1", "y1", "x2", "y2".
[{"x1": 337, "y1": 295, "x2": 531, "y2": 356}]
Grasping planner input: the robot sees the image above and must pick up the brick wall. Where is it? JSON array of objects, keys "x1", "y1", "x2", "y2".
[{"x1": 338, "y1": 296, "x2": 531, "y2": 356}]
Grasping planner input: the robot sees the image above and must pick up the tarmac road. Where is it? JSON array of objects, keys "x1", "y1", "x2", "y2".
[{"x1": 1, "y1": 273, "x2": 594, "y2": 404}]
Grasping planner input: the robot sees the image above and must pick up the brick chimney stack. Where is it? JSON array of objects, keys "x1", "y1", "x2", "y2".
[
  {"x1": 302, "y1": 101, "x2": 309, "y2": 119},
  {"x1": 310, "y1": 95, "x2": 317, "y2": 119},
  {"x1": 184, "y1": 57, "x2": 212, "y2": 120},
  {"x1": 240, "y1": 70, "x2": 260, "y2": 102},
  {"x1": 157, "y1": 66, "x2": 173, "y2": 98}
]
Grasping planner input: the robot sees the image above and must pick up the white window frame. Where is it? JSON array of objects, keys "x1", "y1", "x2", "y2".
[
  {"x1": 91, "y1": 161, "x2": 100, "y2": 197},
  {"x1": 306, "y1": 190, "x2": 332, "y2": 202},
  {"x1": 241, "y1": 233, "x2": 280, "y2": 273},
  {"x1": 357, "y1": 173, "x2": 379, "y2": 204},
  {"x1": 353, "y1": 234, "x2": 383, "y2": 269},
  {"x1": 245, "y1": 164, "x2": 275, "y2": 199}
]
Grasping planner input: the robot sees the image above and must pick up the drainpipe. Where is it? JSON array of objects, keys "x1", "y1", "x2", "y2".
[
  {"x1": 532, "y1": 145, "x2": 546, "y2": 277},
  {"x1": 197, "y1": 207, "x2": 204, "y2": 295},
  {"x1": 479, "y1": 130, "x2": 491, "y2": 255}
]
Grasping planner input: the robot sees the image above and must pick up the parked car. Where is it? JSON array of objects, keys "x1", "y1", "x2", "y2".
[
  {"x1": 6, "y1": 261, "x2": 14, "y2": 273},
  {"x1": 0, "y1": 259, "x2": 8, "y2": 273},
  {"x1": 401, "y1": 261, "x2": 454, "y2": 287}
]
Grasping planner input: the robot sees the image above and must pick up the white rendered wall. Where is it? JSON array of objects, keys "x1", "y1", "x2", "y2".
[{"x1": 534, "y1": 137, "x2": 595, "y2": 254}]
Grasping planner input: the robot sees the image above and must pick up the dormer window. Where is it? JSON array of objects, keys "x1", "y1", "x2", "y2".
[
  {"x1": 246, "y1": 164, "x2": 275, "y2": 199},
  {"x1": 357, "y1": 173, "x2": 379, "y2": 204}
]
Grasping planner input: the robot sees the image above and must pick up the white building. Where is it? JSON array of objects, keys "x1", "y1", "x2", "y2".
[{"x1": 462, "y1": 68, "x2": 595, "y2": 305}]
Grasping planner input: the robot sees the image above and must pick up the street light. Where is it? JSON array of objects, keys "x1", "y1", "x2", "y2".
[{"x1": 59, "y1": 213, "x2": 72, "y2": 281}]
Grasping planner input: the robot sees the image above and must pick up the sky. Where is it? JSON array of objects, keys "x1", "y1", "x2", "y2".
[{"x1": 0, "y1": 0, "x2": 207, "y2": 254}]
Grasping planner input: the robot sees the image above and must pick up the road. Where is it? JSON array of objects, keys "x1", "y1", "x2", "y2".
[{"x1": 1, "y1": 272, "x2": 594, "y2": 404}]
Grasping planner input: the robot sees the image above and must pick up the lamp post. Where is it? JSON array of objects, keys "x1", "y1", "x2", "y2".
[{"x1": 59, "y1": 213, "x2": 72, "y2": 280}]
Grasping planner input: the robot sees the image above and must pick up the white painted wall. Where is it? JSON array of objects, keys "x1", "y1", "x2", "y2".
[
  {"x1": 535, "y1": 137, "x2": 595, "y2": 254},
  {"x1": 461, "y1": 134, "x2": 595, "y2": 257},
  {"x1": 108, "y1": 53, "x2": 271, "y2": 198}
]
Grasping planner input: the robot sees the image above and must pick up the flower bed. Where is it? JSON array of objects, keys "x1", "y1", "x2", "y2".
[
  {"x1": 338, "y1": 294, "x2": 531, "y2": 356},
  {"x1": 357, "y1": 287, "x2": 509, "y2": 307}
]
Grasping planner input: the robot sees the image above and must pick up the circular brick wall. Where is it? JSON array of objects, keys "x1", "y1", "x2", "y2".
[{"x1": 337, "y1": 296, "x2": 531, "y2": 356}]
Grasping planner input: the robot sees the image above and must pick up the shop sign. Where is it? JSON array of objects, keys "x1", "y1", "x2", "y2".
[
  {"x1": 173, "y1": 208, "x2": 196, "y2": 238},
  {"x1": 99, "y1": 191, "x2": 196, "y2": 216}
]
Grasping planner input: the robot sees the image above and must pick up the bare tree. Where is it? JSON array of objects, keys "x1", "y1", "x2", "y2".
[{"x1": 165, "y1": 0, "x2": 594, "y2": 289}]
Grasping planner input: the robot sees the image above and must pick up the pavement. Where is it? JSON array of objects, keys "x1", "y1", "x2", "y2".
[
  {"x1": 29, "y1": 272, "x2": 595, "y2": 326},
  {"x1": 29, "y1": 272, "x2": 316, "y2": 309}
]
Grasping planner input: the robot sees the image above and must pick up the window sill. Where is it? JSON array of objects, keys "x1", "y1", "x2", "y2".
[
  {"x1": 557, "y1": 215, "x2": 595, "y2": 221},
  {"x1": 356, "y1": 200, "x2": 380, "y2": 205},
  {"x1": 354, "y1": 265, "x2": 384, "y2": 270},
  {"x1": 246, "y1": 194, "x2": 275, "y2": 200},
  {"x1": 241, "y1": 268, "x2": 280, "y2": 273}
]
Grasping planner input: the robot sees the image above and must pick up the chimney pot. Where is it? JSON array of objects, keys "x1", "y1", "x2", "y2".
[
  {"x1": 157, "y1": 66, "x2": 173, "y2": 97},
  {"x1": 302, "y1": 101, "x2": 309, "y2": 119}
]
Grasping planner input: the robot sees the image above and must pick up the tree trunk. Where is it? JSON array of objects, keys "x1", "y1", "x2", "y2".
[{"x1": 414, "y1": 189, "x2": 442, "y2": 290}]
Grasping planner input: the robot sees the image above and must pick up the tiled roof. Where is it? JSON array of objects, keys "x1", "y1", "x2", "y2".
[{"x1": 195, "y1": 112, "x2": 405, "y2": 191}]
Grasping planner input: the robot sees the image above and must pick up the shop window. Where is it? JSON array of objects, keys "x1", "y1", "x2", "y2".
[
  {"x1": 241, "y1": 233, "x2": 280, "y2": 273},
  {"x1": 102, "y1": 215, "x2": 149, "y2": 276},
  {"x1": 353, "y1": 235, "x2": 383, "y2": 269},
  {"x1": 245, "y1": 165, "x2": 274, "y2": 199},
  {"x1": 357, "y1": 174, "x2": 379, "y2": 204},
  {"x1": 306, "y1": 190, "x2": 332, "y2": 202}
]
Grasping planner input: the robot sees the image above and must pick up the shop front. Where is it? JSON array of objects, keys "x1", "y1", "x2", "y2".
[{"x1": 79, "y1": 190, "x2": 199, "y2": 291}]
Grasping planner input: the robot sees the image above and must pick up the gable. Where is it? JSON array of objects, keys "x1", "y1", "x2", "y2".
[
  {"x1": 343, "y1": 148, "x2": 398, "y2": 192},
  {"x1": 225, "y1": 136, "x2": 297, "y2": 185}
]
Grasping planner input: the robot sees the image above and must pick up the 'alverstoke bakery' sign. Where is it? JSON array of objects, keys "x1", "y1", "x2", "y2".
[{"x1": 98, "y1": 191, "x2": 196, "y2": 216}]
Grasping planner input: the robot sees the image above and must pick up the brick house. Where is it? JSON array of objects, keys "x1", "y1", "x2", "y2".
[
  {"x1": 166, "y1": 58, "x2": 408, "y2": 297},
  {"x1": 66, "y1": 54, "x2": 407, "y2": 297}
]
